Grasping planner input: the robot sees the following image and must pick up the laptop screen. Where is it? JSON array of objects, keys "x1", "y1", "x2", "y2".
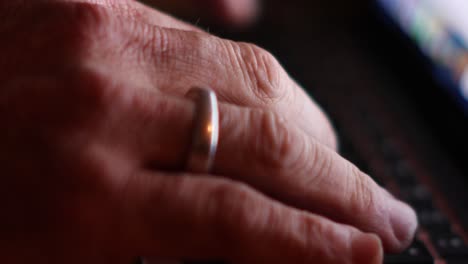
[{"x1": 377, "y1": 0, "x2": 468, "y2": 114}]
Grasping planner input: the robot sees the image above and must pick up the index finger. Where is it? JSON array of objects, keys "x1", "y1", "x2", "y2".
[{"x1": 213, "y1": 105, "x2": 418, "y2": 253}]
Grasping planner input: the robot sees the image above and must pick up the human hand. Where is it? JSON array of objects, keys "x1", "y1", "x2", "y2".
[{"x1": 0, "y1": 0, "x2": 416, "y2": 263}]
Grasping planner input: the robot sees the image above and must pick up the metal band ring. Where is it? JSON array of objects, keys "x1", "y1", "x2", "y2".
[{"x1": 185, "y1": 87, "x2": 219, "y2": 174}]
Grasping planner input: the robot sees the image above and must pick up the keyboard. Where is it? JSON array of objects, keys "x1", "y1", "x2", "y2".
[{"x1": 335, "y1": 101, "x2": 468, "y2": 264}]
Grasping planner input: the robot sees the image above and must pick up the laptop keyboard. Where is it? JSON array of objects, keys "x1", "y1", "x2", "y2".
[
  {"x1": 339, "y1": 126, "x2": 468, "y2": 264},
  {"x1": 383, "y1": 240, "x2": 432, "y2": 263}
]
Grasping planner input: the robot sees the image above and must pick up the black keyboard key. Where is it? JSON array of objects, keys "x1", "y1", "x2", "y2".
[
  {"x1": 380, "y1": 140, "x2": 401, "y2": 162},
  {"x1": 431, "y1": 233, "x2": 468, "y2": 259},
  {"x1": 400, "y1": 185, "x2": 433, "y2": 209},
  {"x1": 338, "y1": 136, "x2": 378, "y2": 184},
  {"x1": 417, "y1": 208, "x2": 452, "y2": 232},
  {"x1": 384, "y1": 240, "x2": 434, "y2": 264},
  {"x1": 391, "y1": 161, "x2": 418, "y2": 187}
]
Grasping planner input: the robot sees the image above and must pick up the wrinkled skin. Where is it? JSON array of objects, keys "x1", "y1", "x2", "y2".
[{"x1": 0, "y1": 0, "x2": 417, "y2": 263}]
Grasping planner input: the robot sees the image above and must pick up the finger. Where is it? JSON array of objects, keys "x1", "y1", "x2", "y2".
[
  {"x1": 116, "y1": 89, "x2": 415, "y2": 253},
  {"x1": 142, "y1": 0, "x2": 260, "y2": 28},
  {"x1": 122, "y1": 171, "x2": 383, "y2": 263},
  {"x1": 213, "y1": 105, "x2": 418, "y2": 253},
  {"x1": 120, "y1": 24, "x2": 337, "y2": 149}
]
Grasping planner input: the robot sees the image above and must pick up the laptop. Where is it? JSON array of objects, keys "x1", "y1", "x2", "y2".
[{"x1": 199, "y1": 0, "x2": 468, "y2": 263}]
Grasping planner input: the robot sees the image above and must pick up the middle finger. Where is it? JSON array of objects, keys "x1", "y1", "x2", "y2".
[{"x1": 214, "y1": 104, "x2": 417, "y2": 253}]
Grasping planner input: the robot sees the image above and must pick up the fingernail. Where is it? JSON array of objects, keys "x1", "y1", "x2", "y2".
[
  {"x1": 390, "y1": 200, "x2": 418, "y2": 250},
  {"x1": 352, "y1": 233, "x2": 383, "y2": 264}
]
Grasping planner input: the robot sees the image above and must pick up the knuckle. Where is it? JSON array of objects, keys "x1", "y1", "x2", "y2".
[
  {"x1": 298, "y1": 214, "x2": 345, "y2": 262},
  {"x1": 308, "y1": 142, "x2": 333, "y2": 184},
  {"x1": 210, "y1": 182, "x2": 272, "y2": 246},
  {"x1": 137, "y1": 29, "x2": 210, "y2": 89},
  {"x1": 1, "y1": 2, "x2": 110, "y2": 67},
  {"x1": 347, "y1": 164, "x2": 377, "y2": 214},
  {"x1": 211, "y1": 182, "x2": 252, "y2": 226},
  {"x1": 250, "y1": 110, "x2": 303, "y2": 171},
  {"x1": 11, "y1": 2, "x2": 113, "y2": 64},
  {"x1": 45, "y1": 2, "x2": 110, "y2": 48},
  {"x1": 234, "y1": 42, "x2": 286, "y2": 105},
  {"x1": 51, "y1": 70, "x2": 121, "y2": 142},
  {"x1": 71, "y1": 2, "x2": 108, "y2": 28},
  {"x1": 39, "y1": 68, "x2": 121, "y2": 135},
  {"x1": 71, "y1": 68, "x2": 125, "y2": 115},
  {"x1": 62, "y1": 2, "x2": 112, "y2": 54},
  {"x1": 2, "y1": 69, "x2": 116, "y2": 136},
  {"x1": 136, "y1": 24, "x2": 172, "y2": 64},
  {"x1": 292, "y1": 214, "x2": 321, "y2": 260}
]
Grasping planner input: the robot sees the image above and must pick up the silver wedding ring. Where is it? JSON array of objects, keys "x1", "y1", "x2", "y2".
[{"x1": 185, "y1": 87, "x2": 219, "y2": 173}]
